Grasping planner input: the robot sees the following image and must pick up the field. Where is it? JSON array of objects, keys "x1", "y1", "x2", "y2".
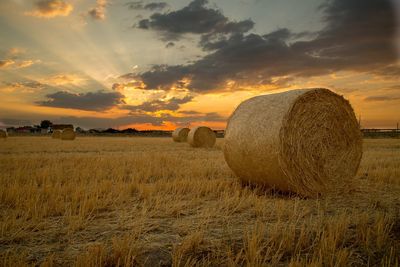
[{"x1": 0, "y1": 137, "x2": 399, "y2": 266}]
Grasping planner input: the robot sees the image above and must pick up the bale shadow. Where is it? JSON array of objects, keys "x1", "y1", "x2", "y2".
[{"x1": 239, "y1": 180, "x2": 315, "y2": 200}]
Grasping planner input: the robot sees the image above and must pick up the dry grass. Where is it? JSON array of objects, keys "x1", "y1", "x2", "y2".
[{"x1": 0, "y1": 137, "x2": 399, "y2": 266}]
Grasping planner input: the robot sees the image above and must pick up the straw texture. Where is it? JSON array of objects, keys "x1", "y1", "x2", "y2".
[
  {"x1": 172, "y1": 127, "x2": 190, "y2": 142},
  {"x1": 0, "y1": 129, "x2": 7, "y2": 138},
  {"x1": 52, "y1": 130, "x2": 62, "y2": 139},
  {"x1": 223, "y1": 88, "x2": 362, "y2": 196},
  {"x1": 188, "y1": 126, "x2": 216, "y2": 148},
  {"x1": 61, "y1": 129, "x2": 76, "y2": 140}
]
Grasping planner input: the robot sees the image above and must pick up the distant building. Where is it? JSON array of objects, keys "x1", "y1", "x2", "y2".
[{"x1": 16, "y1": 126, "x2": 33, "y2": 133}]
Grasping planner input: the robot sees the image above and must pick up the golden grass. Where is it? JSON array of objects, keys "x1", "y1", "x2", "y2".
[{"x1": 0, "y1": 137, "x2": 399, "y2": 266}]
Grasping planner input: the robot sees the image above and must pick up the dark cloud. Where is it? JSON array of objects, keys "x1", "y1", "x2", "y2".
[
  {"x1": 127, "y1": 1, "x2": 168, "y2": 11},
  {"x1": 0, "y1": 118, "x2": 32, "y2": 126},
  {"x1": 364, "y1": 95, "x2": 400, "y2": 102},
  {"x1": 118, "y1": 73, "x2": 138, "y2": 80},
  {"x1": 131, "y1": 0, "x2": 397, "y2": 92},
  {"x1": 263, "y1": 28, "x2": 292, "y2": 41},
  {"x1": 292, "y1": 0, "x2": 397, "y2": 70},
  {"x1": 144, "y1": 2, "x2": 168, "y2": 11},
  {"x1": 137, "y1": 33, "x2": 305, "y2": 91},
  {"x1": 37, "y1": 90, "x2": 124, "y2": 111},
  {"x1": 124, "y1": 96, "x2": 193, "y2": 112},
  {"x1": 199, "y1": 33, "x2": 230, "y2": 51},
  {"x1": 139, "y1": 65, "x2": 188, "y2": 89},
  {"x1": 126, "y1": 1, "x2": 143, "y2": 10},
  {"x1": 136, "y1": 0, "x2": 254, "y2": 40}
]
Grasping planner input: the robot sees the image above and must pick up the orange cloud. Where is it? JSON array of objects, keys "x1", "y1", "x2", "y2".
[
  {"x1": 0, "y1": 59, "x2": 15, "y2": 69},
  {"x1": 25, "y1": 0, "x2": 73, "y2": 18},
  {"x1": 42, "y1": 74, "x2": 85, "y2": 86},
  {"x1": 0, "y1": 48, "x2": 36, "y2": 69},
  {"x1": 2, "y1": 81, "x2": 45, "y2": 93},
  {"x1": 16, "y1": 60, "x2": 35, "y2": 68},
  {"x1": 0, "y1": 59, "x2": 38, "y2": 69}
]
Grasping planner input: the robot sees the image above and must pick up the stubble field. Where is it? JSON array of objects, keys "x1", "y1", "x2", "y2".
[{"x1": 0, "y1": 137, "x2": 399, "y2": 266}]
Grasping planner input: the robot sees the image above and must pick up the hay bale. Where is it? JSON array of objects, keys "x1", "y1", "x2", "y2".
[
  {"x1": 223, "y1": 88, "x2": 362, "y2": 196},
  {"x1": 0, "y1": 129, "x2": 7, "y2": 139},
  {"x1": 172, "y1": 127, "x2": 190, "y2": 142},
  {"x1": 188, "y1": 126, "x2": 216, "y2": 148},
  {"x1": 52, "y1": 130, "x2": 62, "y2": 139},
  {"x1": 61, "y1": 128, "x2": 76, "y2": 140}
]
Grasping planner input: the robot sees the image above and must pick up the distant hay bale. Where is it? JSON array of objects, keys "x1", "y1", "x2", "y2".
[
  {"x1": 223, "y1": 88, "x2": 362, "y2": 197},
  {"x1": 0, "y1": 129, "x2": 7, "y2": 139},
  {"x1": 52, "y1": 130, "x2": 62, "y2": 139},
  {"x1": 61, "y1": 128, "x2": 76, "y2": 140},
  {"x1": 188, "y1": 126, "x2": 216, "y2": 148},
  {"x1": 172, "y1": 127, "x2": 190, "y2": 142}
]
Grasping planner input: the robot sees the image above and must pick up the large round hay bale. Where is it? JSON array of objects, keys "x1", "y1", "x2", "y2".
[
  {"x1": 61, "y1": 128, "x2": 76, "y2": 140},
  {"x1": 188, "y1": 126, "x2": 216, "y2": 148},
  {"x1": 172, "y1": 127, "x2": 190, "y2": 142},
  {"x1": 0, "y1": 129, "x2": 7, "y2": 139},
  {"x1": 223, "y1": 88, "x2": 362, "y2": 196},
  {"x1": 52, "y1": 130, "x2": 62, "y2": 139}
]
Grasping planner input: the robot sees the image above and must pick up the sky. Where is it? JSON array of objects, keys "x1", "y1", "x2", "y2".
[{"x1": 0, "y1": 0, "x2": 399, "y2": 130}]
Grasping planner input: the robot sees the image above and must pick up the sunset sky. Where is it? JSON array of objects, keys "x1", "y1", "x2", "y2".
[{"x1": 0, "y1": 0, "x2": 399, "y2": 130}]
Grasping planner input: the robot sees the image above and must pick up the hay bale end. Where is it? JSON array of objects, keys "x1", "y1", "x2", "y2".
[
  {"x1": 172, "y1": 127, "x2": 190, "y2": 142},
  {"x1": 52, "y1": 130, "x2": 62, "y2": 139},
  {"x1": 188, "y1": 126, "x2": 216, "y2": 148},
  {"x1": 223, "y1": 88, "x2": 362, "y2": 196},
  {"x1": 61, "y1": 128, "x2": 76, "y2": 140}
]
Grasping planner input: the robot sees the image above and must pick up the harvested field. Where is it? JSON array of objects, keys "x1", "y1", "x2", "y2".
[{"x1": 0, "y1": 137, "x2": 399, "y2": 266}]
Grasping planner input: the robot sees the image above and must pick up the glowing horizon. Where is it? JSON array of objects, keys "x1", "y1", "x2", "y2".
[{"x1": 1, "y1": 0, "x2": 399, "y2": 130}]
